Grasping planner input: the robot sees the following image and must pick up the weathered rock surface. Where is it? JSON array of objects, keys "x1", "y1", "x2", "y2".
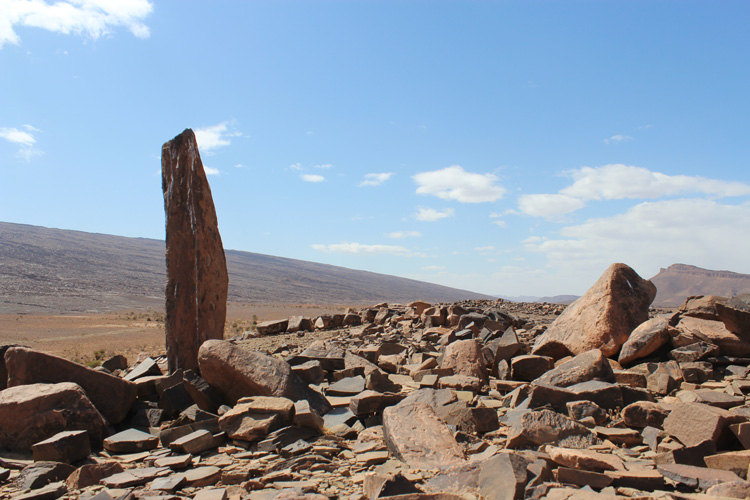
[
  {"x1": 198, "y1": 340, "x2": 329, "y2": 414},
  {"x1": 0, "y1": 382, "x2": 110, "y2": 451},
  {"x1": 534, "y1": 349, "x2": 614, "y2": 387},
  {"x1": 162, "y1": 128, "x2": 228, "y2": 372},
  {"x1": 382, "y1": 402, "x2": 466, "y2": 469},
  {"x1": 533, "y1": 263, "x2": 656, "y2": 357},
  {"x1": 618, "y1": 316, "x2": 674, "y2": 365},
  {"x1": 4, "y1": 346, "x2": 136, "y2": 424}
]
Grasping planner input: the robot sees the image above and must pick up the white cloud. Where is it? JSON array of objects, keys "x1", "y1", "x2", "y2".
[
  {"x1": 525, "y1": 198, "x2": 750, "y2": 280},
  {"x1": 518, "y1": 194, "x2": 586, "y2": 218},
  {"x1": 0, "y1": 125, "x2": 42, "y2": 161},
  {"x1": 0, "y1": 0, "x2": 154, "y2": 48},
  {"x1": 301, "y1": 174, "x2": 325, "y2": 183},
  {"x1": 475, "y1": 245, "x2": 496, "y2": 253},
  {"x1": 386, "y1": 230, "x2": 421, "y2": 239},
  {"x1": 314, "y1": 163, "x2": 332, "y2": 170},
  {"x1": 204, "y1": 166, "x2": 219, "y2": 176},
  {"x1": 415, "y1": 207, "x2": 455, "y2": 222},
  {"x1": 603, "y1": 134, "x2": 632, "y2": 144},
  {"x1": 491, "y1": 220, "x2": 507, "y2": 228},
  {"x1": 234, "y1": 163, "x2": 246, "y2": 169},
  {"x1": 561, "y1": 164, "x2": 750, "y2": 201},
  {"x1": 289, "y1": 163, "x2": 303, "y2": 171},
  {"x1": 413, "y1": 165, "x2": 505, "y2": 203},
  {"x1": 194, "y1": 122, "x2": 241, "y2": 153},
  {"x1": 0, "y1": 126, "x2": 36, "y2": 146},
  {"x1": 311, "y1": 242, "x2": 412, "y2": 256},
  {"x1": 359, "y1": 172, "x2": 393, "y2": 187}
]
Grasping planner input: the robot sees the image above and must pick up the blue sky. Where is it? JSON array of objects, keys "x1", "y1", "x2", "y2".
[{"x1": 1, "y1": 1, "x2": 749, "y2": 297}]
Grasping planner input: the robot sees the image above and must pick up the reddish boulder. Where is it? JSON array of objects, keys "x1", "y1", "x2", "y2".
[
  {"x1": 162, "y1": 128, "x2": 228, "y2": 372},
  {"x1": 532, "y1": 263, "x2": 656, "y2": 358},
  {"x1": 4, "y1": 346, "x2": 136, "y2": 424},
  {"x1": 534, "y1": 349, "x2": 614, "y2": 387},
  {"x1": 618, "y1": 317, "x2": 674, "y2": 366},
  {"x1": 440, "y1": 339, "x2": 488, "y2": 384},
  {"x1": 382, "y1": 402, "x2": 466, "y2": 470},
  {"x1": 0, "y1": 382, "x2": 111, "y2": 451},
  {"x1": 198, "y1": 340, "x2": 329, "y2": 414},
  {"x1": 673, "y1": 316, "x2": 750, "y2": 357}
]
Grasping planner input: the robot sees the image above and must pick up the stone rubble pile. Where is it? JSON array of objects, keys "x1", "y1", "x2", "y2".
[{"x1": 3, "y1": 263, "x2": 750, "y2": 499}]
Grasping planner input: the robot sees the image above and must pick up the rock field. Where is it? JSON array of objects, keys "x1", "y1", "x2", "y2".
[{"x1": 4, "y1": 263, "x2": 750, "y2": 499}]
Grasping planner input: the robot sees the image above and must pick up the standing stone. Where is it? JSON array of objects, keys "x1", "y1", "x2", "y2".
[
  {"x1": 162, "y1": 129, "x2": 228, "y2": 372},
  {"x1": 533, "y1": 263, "x2": 656, "y2": 358}
]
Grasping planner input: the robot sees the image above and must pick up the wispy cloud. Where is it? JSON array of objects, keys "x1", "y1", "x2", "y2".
[
  {"x1": 194, "y1": 121, "x2": 241, "y2": 153},
  {"x1": 0, "y1": 0, "x2": 154, "y2": 48},
  {"x1": 386, "y1": 230, "x2": 421, "y2": 239},
  {"x1": 359, "y1": 172, "x2": 393, "y2": 187},
  {"x1": 475, "y1": 245, "x2": 496, "y2": 254},
  {"x1": 312, "y1": 242, "x2": 412, "y2": 256},
  {"x1": 204, "y1": 166, "x2": 220, "y2": 176},
  {"x1": 301, "y1": 174, "x2": 325, "y2": 183},
  {"x1": 289, "y1": 163, "x2": 303, "y2": 171},
  {"x1": 415, "y1": 207, "x2": 455, "y2": 222},
  {"x1": 603, "y1": 134, "x2": 633, "y2": 144},
  {"x1": 413, "y1": 165, "x2": 505, "y2": 203},
  {"x1": 0, "y1": 125, "x2": 42, "y2": 161},
  {"x1": 314, "y1": 163, "x2": 332, "y2": 170}
]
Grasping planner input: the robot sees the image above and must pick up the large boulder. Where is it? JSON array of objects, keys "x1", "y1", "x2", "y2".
[
  {"x1": 440, "y1": 338, "x2": 488, "y2": 384},
  {"x1": 533, "y1": 263, "x2": 656, "y2": 358},
  {"x1": 4, "y1": 347, "x2": 136, "y2": 424},
  {"x1": 715, "y1": 294, "x2": 750, "y2": 337},
  {"x1": 198, "y1": 340, "x2": 330, "y2": 414},
  {"x1": 162, "y1": 128, "x2": 228, "y2": 372},
  {"x1": 618, "y1": 317, "x2": 675, "y2": 366},
  {"x1": 534, "y1": 349, "x2": 615, "y2": 387},
  {"x1": 0, "y1": 382, "x2": 111, "y2": 451},
  {"x1": 382, "y1": 402, "x2": 466, "y2": 470},
  {"x1": 673, "y1": 316, "x2": 750, "y2": 357}
]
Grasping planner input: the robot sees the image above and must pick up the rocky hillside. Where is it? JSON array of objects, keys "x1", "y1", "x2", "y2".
[
  {"x1": 4, "y1": 263, "x2": 750, "y2": 499},
  {"x1": 0, "y1": 222, "x2": 494, "y2": 314},
  {"x1": 650, "y1": 263, "x2": 750, "y2": 307}
]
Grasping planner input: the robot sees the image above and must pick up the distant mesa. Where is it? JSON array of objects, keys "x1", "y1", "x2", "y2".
[{"x1": 649, "y1": 263, "x2": 750, "y2": 307}]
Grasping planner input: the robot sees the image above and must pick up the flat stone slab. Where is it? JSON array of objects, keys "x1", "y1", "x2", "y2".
[
  {"x1": 184, "y1": 466, "x2": 222, "y2": 487},
  {"x1": 657, "y1": 463, "x2": 743, "y2": 490},
  {"x1": 153, "y1": 454, "x2": 193, "y2": 470},
  {"x1": 103, "y1": 428, "x2": 159, "y2": 454},
  {"x1": 327, "y1": 376, "x2": 366, "y2": 396},
  {"x1": 169, "y1": 429, "x2": 216, "y2": 454},
  {"x1": 32, "y1": 430, "x2": 90, "y2": 464}
]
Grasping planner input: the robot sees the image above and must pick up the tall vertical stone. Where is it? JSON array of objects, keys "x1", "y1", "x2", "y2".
[{"x1": 162, "y1": 129, "x2": 228, "y2": 372}]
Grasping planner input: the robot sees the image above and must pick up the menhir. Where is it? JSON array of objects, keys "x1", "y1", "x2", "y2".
[{"x1": 162, "y1": 128, "x2": 228, "y2": 372}]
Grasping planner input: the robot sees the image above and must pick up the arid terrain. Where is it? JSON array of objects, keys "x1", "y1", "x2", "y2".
[{"x1": 0, "y1": 304, "x2": 355, "y2": 366}]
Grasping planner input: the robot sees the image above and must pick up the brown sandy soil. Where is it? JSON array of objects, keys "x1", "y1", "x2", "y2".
[{"x1": 0, "y1": 303, "x2": 352, "y2": 365}]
